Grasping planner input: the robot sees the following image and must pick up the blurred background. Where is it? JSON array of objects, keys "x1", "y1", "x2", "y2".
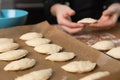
[{"x1": 2, "y1": 0, "x2": 45, "y2": 25}]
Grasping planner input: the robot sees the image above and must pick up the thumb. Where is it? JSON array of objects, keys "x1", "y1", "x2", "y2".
[
  {"x1": 68, "y1": 9, "x2": 75, "y2": 16},
  {"x1": 102, "y1": 5, "x2": 118, "y2": 16},
  {"x1": 64, "y1": 9, "x2": 75, "y2": 17},
  {"x1": 103, "y1": 9, "x2": 114, "y2": 16}
]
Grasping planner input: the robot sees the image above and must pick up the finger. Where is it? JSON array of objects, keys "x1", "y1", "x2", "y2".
[
  {"x1": 103, "y1": 9, "x2": 114, "y2": 16},
  {"x1": 64, "y1": 9, "x2": 75, "y2": 17},
  {"x1": 89, "y1": 15, "x2": 117, "y2": 28},
  {"x1": 88, "y1": 23, "x2": 102, "y2": 27},
  {"x1": 61, "y1": 25, "x2": 84, "y2": 34},
  {"x1": 88, "y1": 20, "x2": 108, "y2": 27},
  {"x1": 59, "y1": 17, "x2": 84, "y2": 28},
  {"x1": 62, "y1": 11, "x2": 84, "y2": 28},
  {"x1": 88, "y1": 15, "x2": 110, "y2": 27},
  {"x1": 106, "y1": 14, "x2": 118, "y2": 25}
]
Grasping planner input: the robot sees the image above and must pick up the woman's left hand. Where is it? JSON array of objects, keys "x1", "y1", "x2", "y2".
[{"x1": 88, "y1": 3, "x2": 120, "y2": 29}]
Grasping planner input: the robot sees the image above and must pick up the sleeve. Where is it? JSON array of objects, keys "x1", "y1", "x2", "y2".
[{"x1": 44, "y1": 0, "x2": 66, "y2": 24}]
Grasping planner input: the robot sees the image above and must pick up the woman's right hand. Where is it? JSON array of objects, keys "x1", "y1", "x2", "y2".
[{"x1": 50, "y1": 4, "x2": 84, "y2": 34}]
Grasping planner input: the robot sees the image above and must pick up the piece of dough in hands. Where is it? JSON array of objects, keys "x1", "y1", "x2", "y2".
[
  {"x1": 20, "y1": 32, "x2": 43, "y2": 40},
  {"x1": 77, "y1": 18, "x2": 97, "y2": 24},
  {"x1": 25, "y1": 38, "x2": 51, "y2": 47},
  {"x1": 45, "y1": 52, "x2": 75, "y2": 61},
  {"x1": 106, "y1": 47, "x2": 120, "y2": 59},
  {"x1": 15, "y1": 68, "x2": 53, "y2": 80},
  {"x1": 61, "y1": 60, "x2": 96, "y2": 73},
  {"x1": 79, "y1": 71, "x2": 110, "y2": 80},
  {"x1": 4, "y1": 58, "x2": 36, "y2": 71},
  {"x1": 0, "y1": 49, "x2": 28, "y2": 61},
  {"x1": 34, "y1": 44, "x2": 62, "y2": 54},
  {"x1": 91, "y1": 40, "x2": 115, "y2": 51},
  {"x1": 0, "y1": 43, "x2": 19, "y2": 52}
]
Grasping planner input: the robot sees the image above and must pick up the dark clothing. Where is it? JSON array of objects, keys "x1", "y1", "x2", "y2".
[{"x1": 44, "y1": 0, "x2": 120, "y2": 24}]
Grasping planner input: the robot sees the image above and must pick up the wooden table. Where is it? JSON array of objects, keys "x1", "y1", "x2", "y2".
[
  {"x1": 56, "y1": 23, "x2": 120, "y2": 80},
  {"x1": 0, "y1": 21, "x2": 120, "y2": 80},
  {"x1": 73, "y1": 23, "x2": 120, "y2": 80}
]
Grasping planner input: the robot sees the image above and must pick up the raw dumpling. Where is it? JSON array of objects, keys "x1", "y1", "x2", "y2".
[
  {"x1": 0, "y1": 38, "x2": 14, "y2": 44},
  {"x1": 106, "y1": 47, "x2": 120, "y2": 59},
  {"x1": 91, "y1": 40, "x2": 115, "y2": 51},
  {"x1": 45, "y1": 52, "x2": 75, "y2": 61},
  {"x1": 77, "y1": 18, "x2": 97, "y2": 24},
  {"x1": 25, "y1": 38, "x2": 51, "y2": 47},
  {"x1": 0, "y1": 49, "x2": 28, "y2": 61},
  {"x1": 0, "y1": 43, "x2": 19, "y2": 52},
  {"x1": 4, "y1": 58, "x2": 36, "y2": 71},
  {"x1": 15, "y1": 68, "x2": 53, "y2": 80},
  {"x1": 34, "y1": 44, "x2": 62, "y2": 54},
  {"x1": 79, "y1": 71, "x2": 110, "y2": 80},
  {"x1": 20, "y1": 32, "x2": 43, "y2": 40},
  {"x1": 61, "y1": 60, "x2": 96, "y2": 73}
]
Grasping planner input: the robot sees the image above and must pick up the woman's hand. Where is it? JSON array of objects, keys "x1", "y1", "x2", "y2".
[
  {"x1": 88, "y1": 3, "x2": 120, "y2": 29},
  {"x1": 51, "y1": 4, "x2": 84, "y2": 34}
]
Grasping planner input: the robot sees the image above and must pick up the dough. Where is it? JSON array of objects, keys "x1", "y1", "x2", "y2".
[
  {"x1": 61, "y1": 60, "x2": 96, "y2": 73},
  {"x1": 0, "y1": 43, "x2": 19, "y2": 52},
  {"x1": 15, "y1": 68, "x2": 53, "y2": 80},
  {"x1": 79, "y1": 71, "x2": 110, "y2": 80},
  {"x1": 20, "y1": 32, "x2": 43, "y2": 40},
  {"x1": 91, "y1": 40, "x2": 115, "y2": 51},
  {"x1": 0, "y1": 38, "x2": 14, "y2": 44},
  {"x1": 25, "y1": 38, "x2": 51, "y2": 47},
  {"x1": 77, "y1": 18, "x2": 97, "y2": 23},
  {"x1": 106, "y1": 47, "x2": 120, "y2": 59},
  {"x1": 0, "y1": 49, "x2": 28, "y2": 61},
  {"x1": 45, "y1": 52, "x2": 75, "y2": 61},
  {"x1": 4, "y1": 58, "x2": 36, "y2": 71},
  {"x1": 34, "y1": 44, "x2": 62, "y2": 54}
]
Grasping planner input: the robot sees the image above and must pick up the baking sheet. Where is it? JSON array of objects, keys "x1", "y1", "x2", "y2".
[{"x1": 0, "y1": 21, "x2": 120, "y2": 80}]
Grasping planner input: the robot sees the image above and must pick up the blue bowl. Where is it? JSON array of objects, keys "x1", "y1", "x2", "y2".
[{"x1": 0, "y1": 9, "x2": 28, "y2": 28}]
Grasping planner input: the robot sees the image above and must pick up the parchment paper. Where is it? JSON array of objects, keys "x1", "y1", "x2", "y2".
[{"x1": 0, "y1": 21, "x2": 120, "y2": 80}]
